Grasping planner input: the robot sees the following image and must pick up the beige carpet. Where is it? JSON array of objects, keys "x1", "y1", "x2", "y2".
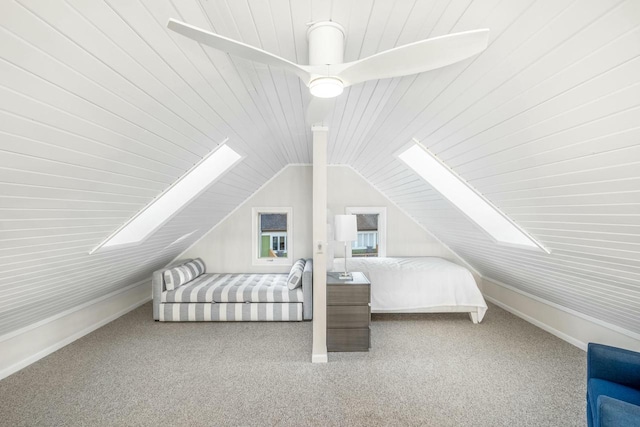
[{"x1": 0, "y1": 302, "x2": 586, "y2": 426}]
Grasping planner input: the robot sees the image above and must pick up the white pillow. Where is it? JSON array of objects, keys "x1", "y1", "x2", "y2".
[{"x1": 287, "y1": 259, "x2": 305, "y2": 290}]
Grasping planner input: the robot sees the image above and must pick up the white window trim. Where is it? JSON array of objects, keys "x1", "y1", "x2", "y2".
[
  {"x1": 252, "y1": 207, "x2": 293, "y2": 266},
  {"x1": 345, "y1": 207, "x2": 387, "y2": 258}
]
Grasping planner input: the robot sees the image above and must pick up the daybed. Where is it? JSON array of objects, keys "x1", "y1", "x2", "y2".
[
  {"x1": 153, "y1": 258, "x2": 313, "y2": 322},
  {"x1": 332, "y1": 256, "x2": 487, "y2": 323}
]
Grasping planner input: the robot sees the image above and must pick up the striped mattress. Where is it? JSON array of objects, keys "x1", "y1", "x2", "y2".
[
  {"x1": 160, "y1": 273, "x2": 303, "y2": 304},
  {"x1": 158, "y1": 273, "x2": 304, "y2": 321}
]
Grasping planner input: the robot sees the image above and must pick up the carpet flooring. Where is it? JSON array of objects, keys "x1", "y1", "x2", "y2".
[{"x1": 0, "y1": 302, "x2": 586, "y2": 426}]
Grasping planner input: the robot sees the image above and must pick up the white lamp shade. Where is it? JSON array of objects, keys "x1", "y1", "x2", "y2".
[
  {"x1": 309, "y1": 77, "x2": 344, "y2": 98},
  {"x1": 334, "y1": 215, "x2": 357, "y2": 242}
]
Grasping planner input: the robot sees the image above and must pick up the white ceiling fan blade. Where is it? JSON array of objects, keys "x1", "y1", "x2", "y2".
[
  {"x1": 335, "y1": 29, "x2": 489, "y2": 87},
  {"x1": 167, "y1": 19, "x2": 312, "y2": 84},
  {"x1": 306, "y1": 97, "x2": 336, "y2": 125}
]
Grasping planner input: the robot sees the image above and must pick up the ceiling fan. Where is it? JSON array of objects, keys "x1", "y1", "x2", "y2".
[{"x1": 167, "y1": 19, "x2": 489, "y2": 123}]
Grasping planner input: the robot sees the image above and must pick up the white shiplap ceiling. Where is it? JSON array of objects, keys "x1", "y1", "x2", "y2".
[{"x1": 1, "y1": 0, "x2": 639, "y2": 337}]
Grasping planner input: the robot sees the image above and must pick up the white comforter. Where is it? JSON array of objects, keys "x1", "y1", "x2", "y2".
[{"x1": 332, "y1": 257, "x2": 487, "y2": 322}]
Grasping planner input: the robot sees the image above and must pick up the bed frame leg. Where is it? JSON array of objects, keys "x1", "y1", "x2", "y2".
[{"x1": 469, "y1": 311, "x2": 479, "y2": 324}]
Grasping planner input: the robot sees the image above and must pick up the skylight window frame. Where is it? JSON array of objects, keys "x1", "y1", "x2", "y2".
[
  {"x1": 91, "y1": 141, "x2": 243, "y2": 254},
  {"x1": 396, "y1": 140, "x2": 549, "y2": 254}
]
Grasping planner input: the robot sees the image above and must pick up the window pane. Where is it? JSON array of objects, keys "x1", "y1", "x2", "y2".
[
  {"x1": 352, "y1": 214, "x2": 378, "y2": 257},
  {"x1": 259, "y1": 213, "x2": 288, "y2": 258}
]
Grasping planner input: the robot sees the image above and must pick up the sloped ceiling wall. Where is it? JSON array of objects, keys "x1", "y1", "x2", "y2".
[
  {"x1": 1, "y1": 0, "x2": 639, "y2": 337},
  {"x1": 0, "y1": 0, "x2": 301, "y2": 335},
  {"x1": 346, "y1": 1, "x2": 640, "y2": 334}
]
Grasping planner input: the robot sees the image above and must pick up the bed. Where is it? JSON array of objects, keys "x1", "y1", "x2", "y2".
[
  {"x1": 153, "y1": 258, "x2": 313, "y2": 322},
  {"x1": 332, "y1": 257, "x2": 487, "y2": 323}
]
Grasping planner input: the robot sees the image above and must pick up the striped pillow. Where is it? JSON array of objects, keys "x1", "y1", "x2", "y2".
[
  {"x1": 189, "y1": 258, "x2": 206, "y2": 276},
  {"x1": 163, "y1": 259, "x2": 206, "y2": 291},
  {"x1": 287, "y1": 259, "x2": 306, "y2": 290}
]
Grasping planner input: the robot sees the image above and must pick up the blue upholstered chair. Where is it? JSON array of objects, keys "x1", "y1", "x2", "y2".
[{"x1": 587, "y1": 343, "x2": 640, "y2": 427}]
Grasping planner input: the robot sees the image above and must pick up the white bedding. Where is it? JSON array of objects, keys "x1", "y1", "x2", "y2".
[{"x1": 332, "y1": 257, "x2": 487, "y2": 322}]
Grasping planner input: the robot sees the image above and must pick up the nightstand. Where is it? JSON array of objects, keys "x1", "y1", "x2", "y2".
[{"x1": 326, "y1": 271, "x2": 371, "y2": 352}]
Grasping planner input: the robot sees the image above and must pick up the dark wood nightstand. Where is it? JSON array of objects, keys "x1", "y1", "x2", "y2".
[{"x1": 326, "y1": 271, "x2": 371, "y2": 352}]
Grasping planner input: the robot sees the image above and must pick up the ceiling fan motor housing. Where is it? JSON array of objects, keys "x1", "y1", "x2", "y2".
[{"x1": 307, "y1": 21, "x2": 345, "y2": 66}]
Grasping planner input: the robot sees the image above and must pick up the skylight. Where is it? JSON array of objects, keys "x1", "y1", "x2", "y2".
[
  {"x1": 91, "y1": 143, "x2": 242, "y2": 253},
  {"x1": 398, "y1": 141, "x2": 547, "y2": 252}
]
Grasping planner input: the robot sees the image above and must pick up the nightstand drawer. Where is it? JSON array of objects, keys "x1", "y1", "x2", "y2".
[
  {"x1": 327, "y1": 328, "x2": 370, "y2": 352},
  {"x1": 327, "y1": 305, "x2": 370, "y2": 328},
  {"x1": 326, "y1": 271, "x2": 371, "y2": 352},
  {"x1": 327, "y1": 285, "x2": 370, "y2": 305}
]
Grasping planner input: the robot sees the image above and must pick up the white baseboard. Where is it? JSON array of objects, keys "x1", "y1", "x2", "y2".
[
  {"x1": 484, "y1": 294, "x2": 588, "y2": 350},
  {"x1": 0, "y1": 280, "x2": 151, "y2": 380},
  {"x1": 312, "y1": 353, "x2": 328, "y2": 363},
  {"x1": 482, "y1": 278, "x2": 640, "y2": 352}
]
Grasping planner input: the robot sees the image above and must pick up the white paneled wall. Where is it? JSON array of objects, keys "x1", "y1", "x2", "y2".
[
  {"x1": 327, "y1": 166, "x2": 465, "y2": 265},
  {"x1": 0, "y1": 0, "x2": 294, "y2": 336},
  {"x1": 181, "y1": 165, "x2": 313, "y2": 274},
  {"x1": 181, "y1": 165, "x2": 462, "y2": 273},
  {"x1": 345, "y1": 0, "x2": 640, "y2": 334},
  {"x1": 1, "y1": 0, "x2": 639, "y2": 340}
]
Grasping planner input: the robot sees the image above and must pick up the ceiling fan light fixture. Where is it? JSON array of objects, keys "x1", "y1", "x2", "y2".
[{"x1": 309, "y1": 77, "x2": 344, "y2": 98}]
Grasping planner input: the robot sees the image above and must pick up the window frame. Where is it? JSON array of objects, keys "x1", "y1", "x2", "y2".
[
  {"x1": 345, "y1": 207, "x2": 387, "y2": 258},
  {"x1": 252, "y1": 207, "x2": 293, "y2": 266}
]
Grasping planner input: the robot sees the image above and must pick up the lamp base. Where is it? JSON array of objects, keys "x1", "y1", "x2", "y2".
[{"x1": 338, "y1": 272, "x2": 352, "y2": 280}]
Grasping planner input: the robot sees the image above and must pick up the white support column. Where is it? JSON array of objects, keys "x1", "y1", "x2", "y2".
[{"x1": 311, "y1": 125, "x2": 328, "y2": 363}]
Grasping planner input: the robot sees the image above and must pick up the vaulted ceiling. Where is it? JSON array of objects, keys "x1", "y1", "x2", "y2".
[{"x1": 1, "y1": 0, "x2": 639, "y2": 336}]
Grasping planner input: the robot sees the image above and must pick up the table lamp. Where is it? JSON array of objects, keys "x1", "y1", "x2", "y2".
[{"x1": 335, "y1": 214, "x2": 357, "y2": 279}]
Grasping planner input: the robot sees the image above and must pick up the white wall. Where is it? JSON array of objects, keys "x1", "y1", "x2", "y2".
[
  {"x1": 182, "y1": 165, "x2": 463, "y2": 273},
  {"x1": 483, "y1": 277, "x2": 640, "y2": 352},
  {"x1": 182, "y1": 165, "x2": 313, "y2": 273},
  {"x1": 0, "y1": 280, "x2": 151, "y2": 380},
  {"x1": 328, "y1": 166, "x2": 457, "y2": 260}
]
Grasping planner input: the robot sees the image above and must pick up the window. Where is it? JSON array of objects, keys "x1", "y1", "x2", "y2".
[
  {"x1": 346, "y1": 207, "x2": 387, "y2": 258},
  {"x1": 91, "y1": 143, "x2": 242, "y2": 253},
  {"x1": 353, "y1": 214, "x2": 378, "y2": 257},
  {"x1": 252, "y1": 207, "x2": 293, "y2": 265},
  {"x1": 397, "y1": 141, "x2": 548, "y2": 252},
  {"x1": 270, "y1": 233, "x2": 287, "y2": 252}
]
